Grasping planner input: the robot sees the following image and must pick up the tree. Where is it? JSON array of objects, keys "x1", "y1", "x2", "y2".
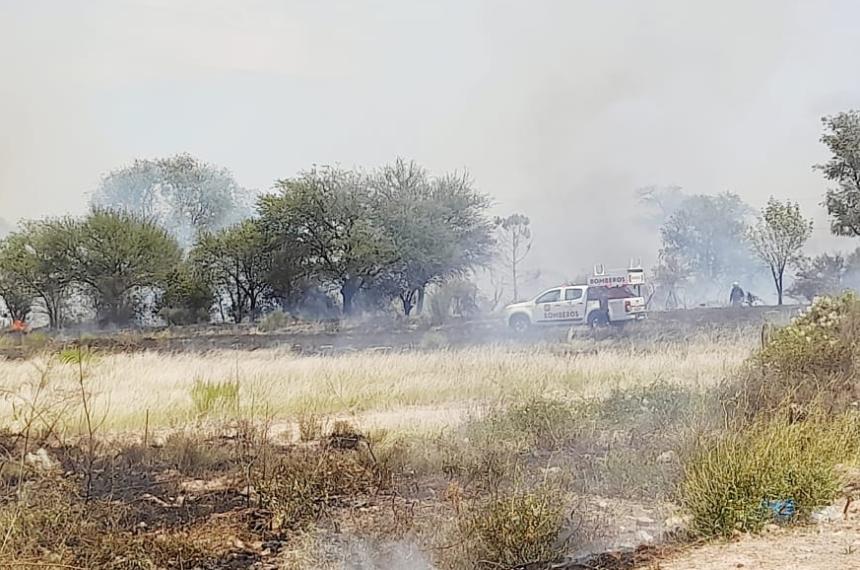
[
  {"x1": 64, "y1": 210, "x2": 182, "y2": 325},
  {"x1": 660, "y1": 192, "x2": 755, "y2": 287},
  {"x1": 192, "y1": 220, "x2": 272, "y2": 323},
  {"x1": 0, "y1": 221, "x2": 75, "y2": 328},
  {"x1": 0, "y1": 270, "x2": 33, "y2": 323},
  {"x1": 92, "y1": 153, "x2": 251, "y2": 248},
  {"x1": 157, "y1": 261, "x2": 216, "y2": 325},
  {"x1": 494, "y1": 214, "x2": 532, "y2": 302},
  {"x1": 372, "y1": 159, "x2": 495, "y2": 315},
  {"x1": 636, "y1": 185, "x2": 687, "y2": 228},
  {"x1": 789, "y1": 252, "x2": 847, "y2": 302},
  {"x1": 816, "y1": 111, "x2": 860, "y2": 237},
  {"x1": 652, "y1": 251, "x2": 692, "y2": 310},
  {"x1": 748, "y1": 198, "x2": 813, "y2": 305},
  {"x1": 260, "y1": 166, "x2": 395, "y2": 316}
]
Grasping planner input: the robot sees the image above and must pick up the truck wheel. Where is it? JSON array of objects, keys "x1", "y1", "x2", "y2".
[
  {"x1": 587, "y1": 310, "x2": 609, "y2": 328},
  {"x1": 509, "y1": 314, "x2": 531, "y2": 333}
]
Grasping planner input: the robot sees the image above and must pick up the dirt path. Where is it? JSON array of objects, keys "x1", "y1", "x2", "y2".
[{"x1": 658, "y1": 508, "x2": 860, "y2": 569}]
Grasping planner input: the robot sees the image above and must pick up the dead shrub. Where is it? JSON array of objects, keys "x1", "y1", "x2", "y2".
[
  {"x1": 256, "y1": 445, "x2": 385, "y2": 532},
  {"x1": 0, "y1": 476, "x2": 215, "y2": 569},
  {"x1": 298, "y1": 412, "x2": 324, "y2": 442}
]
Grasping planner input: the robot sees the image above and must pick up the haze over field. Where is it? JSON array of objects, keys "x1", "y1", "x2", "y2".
[{"x1": 2, "y1": 0, "x2": 859, "y2": 282}]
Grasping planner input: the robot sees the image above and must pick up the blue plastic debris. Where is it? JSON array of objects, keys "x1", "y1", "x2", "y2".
[{"x1": 762, "y1": 498, "x2": 797, "y2": 523}]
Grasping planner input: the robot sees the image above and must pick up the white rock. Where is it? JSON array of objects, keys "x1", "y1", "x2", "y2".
[
  {"x1": 656, "y1": 450, "x2": 677, "y2": 464},
  {"x1": 811, "y1": 505, "x2": 843, "y2": 524}
]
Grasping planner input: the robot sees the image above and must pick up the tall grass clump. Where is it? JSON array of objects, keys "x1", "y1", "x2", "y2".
[
  {"x1": 680, "y1": 412, "x2": 860, "y2": 537},
  {"x1": 190, "y1": 378, "x2": 239, "y2": 416},
  {"x1": 727, "y1": 293, "x2": 860, "y2": 420}
]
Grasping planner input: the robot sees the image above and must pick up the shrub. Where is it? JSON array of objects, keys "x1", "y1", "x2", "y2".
[
  {"x1": 258, "y1": 309, "x2": 292, "y2": 333},
  {"x1": 456, "y1": 486, "x2": 569, "y2": 569},
  {"x1": 190, "y1": 378, "x2": 239, "y2": 417},
  {"x1": 297, "y1": 412, "x2": 324, "y2": 442},
  {"x1": 727, "y1": 293, "x2": 860, "y2": 420},
  {"x1": 419, "y1": 331, "x2": 448, "y2": 350},
  {"x1": 479, "y1": 396, "x2": 579, "y2": 450},
  {"x1": 680, "y1": 412, "x2": 860, "y2": 537},
  {"x1": 256, "y1": 446, "x2": 384, "y2": 532}
]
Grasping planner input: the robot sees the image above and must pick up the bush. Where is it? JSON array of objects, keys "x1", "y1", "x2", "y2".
[
  {"x1": 479, "y1": 397, "x2": 579, "y2": 450},
  {"x1": 680, "y1": 412, "x2": 860, "y2": 537},
  {"x1": 157, "y1": 262, "x2": 215, "y2": 326},
  {"x1": 429, "y1": 280, "x2": 479, "y2": 325},
  {"x1": 727, "y1": 293, "x2": 860, "y2": 420},
  {"x1": 456, "y1": 486, "x2": 569, "y2": 569},
  {"x1": 258, "y1": 309, "x2": 292, "y2": 333},
  {"x1": 256, "y1": 446, "x2": 385, "y2": 532}
]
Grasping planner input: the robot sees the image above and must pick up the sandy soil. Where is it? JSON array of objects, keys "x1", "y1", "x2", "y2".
[{"x1": 658, "y1": 506, "x2": 860, "y2": 570}]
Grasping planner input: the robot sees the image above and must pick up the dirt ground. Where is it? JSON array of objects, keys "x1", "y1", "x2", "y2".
[{"x1": 656, "y1": 505, "x2": 860, "y2": 570}]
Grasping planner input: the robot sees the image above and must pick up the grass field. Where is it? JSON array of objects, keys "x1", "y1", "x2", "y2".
[
  {"x1": 0, "y1": 329, "x2": 752, "y2": 435},
  {"x1": 7, "y1": 317, "x2": 819, "y2": 569}
]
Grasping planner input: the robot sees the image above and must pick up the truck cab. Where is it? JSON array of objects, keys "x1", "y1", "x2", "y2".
[{"x1": 504, "y1": 265, "x2": 647, "y2": 332}]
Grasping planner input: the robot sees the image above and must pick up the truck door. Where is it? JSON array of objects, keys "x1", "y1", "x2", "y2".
[
  {"x1": 560, "y1": 287, "x2": 586, "y2": 321},
  {"x1": 533, "y1": 288, "x2": 562, "y2": 323}
]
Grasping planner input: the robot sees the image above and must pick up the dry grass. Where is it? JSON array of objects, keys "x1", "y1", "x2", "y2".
[{"x1": 0, "y1": 338, "x2": 750, "y2": 434}]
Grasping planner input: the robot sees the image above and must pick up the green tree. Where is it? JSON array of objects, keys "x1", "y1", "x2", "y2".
[
  {"x1": 789, "y1": 252, "x2": 847, "y2": 302},
  {"x1": 373, "y1": 160, "x2": 495, "y2": 315},
  {"x1": 157, "y1": 261, "x2": 215, "y2": 325},
  {"x1": 816, "y1": 111, "x2": 860, "y2": 237},
  {"x1": 494, "y1": 213, "x2": 532, "y2": 302},
  {"x1": 260, "y1": 166, "x2": 394, "y2": 316},
  {"x1": 92, "y1": 153, "x2": 251, "y2": 248},
  {"x1": 65, "y1": 210, "x2": 182, "y2": 325},
  {"x1": 748, "y1": 198, "x2": 813, "y2": 305},
  {"x1": 0, "y1": 221, "x2": 75, "y2": 328},
  {"x1": 0, "y1": 270, "x2": 33, "y2": 323},
  {"x1": 660, "y1": 192, "x2": 754, "y2": 286},
  {"x1": 192, "y1": 220, "x2": 271, "y2": 323}
]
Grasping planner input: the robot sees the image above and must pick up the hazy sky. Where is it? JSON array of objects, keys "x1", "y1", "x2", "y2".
[{"x1": 1, "y1": 0, "x2": 858, "y2": 282}]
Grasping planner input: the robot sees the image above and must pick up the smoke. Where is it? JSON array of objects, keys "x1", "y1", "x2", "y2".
[
  {"x1": 340, "y1": 539, "x2": 435, "y2": 570},
  {"x1": 2, "y1": 0, "x2": 859, "y2": 295}
]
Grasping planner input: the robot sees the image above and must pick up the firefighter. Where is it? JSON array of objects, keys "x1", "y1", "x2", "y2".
[{"x1": 729, "y1": 282, "x2": 745, "y2": 307}]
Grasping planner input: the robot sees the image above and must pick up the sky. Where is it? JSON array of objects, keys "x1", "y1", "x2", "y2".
[{"x1": 1, "y1": 0, "x2": 859, "y2": 286}]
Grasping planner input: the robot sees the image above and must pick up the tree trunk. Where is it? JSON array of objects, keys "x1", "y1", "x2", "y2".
[
  {"x1": 248, "y1": 293, "x2": 258, "y2": 322},
  {"x1": 341, "y1": 279, "x2": 359, "y2": 316},
  {"x1": 401, "y1": 288, "x2": 424, "y2": 316},
  {"x1": 416, "y1": 286, "x2": 425, "y2": 315},
  {"x1": 777, "y1": 271, "x2": 784, "y2": 306}
]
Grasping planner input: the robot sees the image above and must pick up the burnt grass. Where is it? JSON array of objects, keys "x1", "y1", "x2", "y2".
[
  {"x1": 0, "y1": 383, "x2": 706, "y2": 570},
  {"x1": 0, "y1": 308, "x2": 791, "y2": 568},
  {"x1": 0, "y1": 304, "x2": 797, "y2": 361}
]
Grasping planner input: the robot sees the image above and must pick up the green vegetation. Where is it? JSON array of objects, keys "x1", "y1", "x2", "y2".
[
  {"x1": 190, "y1": 378, "x2": 240, "y2": 417},
  {"x1": 681, "y1": 413, "x2": 860, "y2": 537},
  {"x1": 457, "y1": 486, "x2": 570, "y2": 569}
]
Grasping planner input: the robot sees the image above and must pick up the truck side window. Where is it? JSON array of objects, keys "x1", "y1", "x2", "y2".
[
  {"x1": 564, "y1": 288, "x2": 583, "y2": 301},
  {"x1": 535, "y1": 289, "x2": 561, "y2": 304}
]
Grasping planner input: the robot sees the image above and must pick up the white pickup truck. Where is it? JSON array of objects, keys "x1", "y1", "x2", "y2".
[{"x1": 504, "y1": 266, "x2": 647, "y2": 332}]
